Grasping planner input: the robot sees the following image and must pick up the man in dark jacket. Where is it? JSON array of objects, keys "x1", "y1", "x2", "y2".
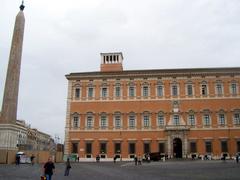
[{"x1": 43, "y1": 157, "x2": 55, "y2": 180}]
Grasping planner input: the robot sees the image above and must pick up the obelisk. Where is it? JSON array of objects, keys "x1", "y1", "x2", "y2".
[{"x1": 0, "y1": 2, "x2": 25, "y2": 124}]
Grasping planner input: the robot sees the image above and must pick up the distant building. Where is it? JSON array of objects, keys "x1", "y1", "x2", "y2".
[
  {"x1": 15, "y1": 120, "x2": 53, "y2": 151},
  {"x1": 0, "y1": 119, "x2": 53, "y2": 152},
  {"x1": 65, "y1": 53, "x2": 240, "y2": 160}
]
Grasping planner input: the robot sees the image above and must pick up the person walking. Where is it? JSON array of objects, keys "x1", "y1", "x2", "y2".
[
  {"x1": 138, "y1": 155, "x2": 142, "y2": 165},
  {"x1": 30, "y1": 154, "x2": 35, "y2": 165},
  {"x1": 16, "y1": 154, "x2": 20, "y2": 166},
  {"x1": 64, "y1": 158, "x2": 71, "y2": 176},
  {"x1": 43, "y1": 157, "x2": 55, "y2": 180},
  {"x1": 134, "y1": 155, "x2": 138, "y2": 165},
  {"x1": 113, "y1": 155, "x2": 117, "y2": 163},
  {"x1": 236, "y1": 153, "x2": 239, "y2": 163}
]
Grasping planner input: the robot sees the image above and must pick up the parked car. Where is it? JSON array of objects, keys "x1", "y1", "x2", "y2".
[{"x1": 149, "y1": 152, "x2": 166, "y2": 161}]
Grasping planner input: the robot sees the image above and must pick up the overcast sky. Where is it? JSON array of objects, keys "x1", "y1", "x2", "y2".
[{"x1": 1, "y1": 0, "x2": 240, "y2": 142}]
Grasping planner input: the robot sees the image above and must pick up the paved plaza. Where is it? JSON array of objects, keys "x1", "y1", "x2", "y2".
[{"x1": 0, "y1": 160, "x2": 239, "y2": 180}]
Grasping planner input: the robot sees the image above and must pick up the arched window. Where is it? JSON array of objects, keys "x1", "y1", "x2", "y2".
[
  {"x1": 185, "y1": 81, "x2": 194, "y2": 96},
  {"x1": 128, "y1": 112, "x2": 136, "y2": 129},
  {"x1": 202, "y1": 109, "x2": 211, "y2": 126},
  {"x1": 142, "y1": 111, "x2": 150, "y2": 128},
  {"x1": 75, "y1": 88, "x2": 80, "y2": 98},
  {"x1": 215, "y1": 80, "x2": 223, "y2": 96},
  {"x1": 73, "y1": 83, "x2": 81, "y2": 99},
  {"x1": 100, "y1": 112, "x2": 108, "y2": 129},
  {"x1": 87, "y1": 81, "x2": 95, "y2": 98},
  {"x1": 86, "y1": 112, "x2": 94, "y2": 129},
  {"x1": 233, "y1": 109, "x2": 240, "y2": 125},
  {"x1": 218, "y1": 109, "x2": 226, "y2": 126},
  {"x1": 128, "y1": 81, "x2": 136, "y2": 97},
  {"x1": 230, "y1": 80, "x2": 238, "y2": 96},
  {"x1": 188, "y1": 110, "x2": 195, "y2": 126},
  {"x1": 142, "y1": 82, "x2": 149, "y2": 97},
  {"x1": 171, "y1": 81, "x2": 179, "y2": 97},
  {"x1": 157, "y1": 111, "x2": 165, "y2": 127},
  {"x1": 156, "y1": 81, "x2": 164, "y2": 97},
  {"x1": 173, "y1": 114, "x2": 180, "y2": 125},
  {"x1": 201, "y1": 81, "x2": 208, "y2": 96},
  {"x1": 114, "y1": 112, "x2": 122, "y2": 129},
  {"x1": 115, "y1": 83, "x2": 121, "y2": 97},
  {"x1": 72, "y1": 112, "x2": 80, "y2": 128}
]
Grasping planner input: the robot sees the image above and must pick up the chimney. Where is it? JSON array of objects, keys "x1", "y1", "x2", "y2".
[{"x1": 100, "y1": 52, "x2": 123, "y2": 72}]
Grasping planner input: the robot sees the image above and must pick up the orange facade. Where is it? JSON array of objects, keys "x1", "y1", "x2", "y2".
[{"x1": 64, "y1": 53, "x2": 240, "y2": 160}]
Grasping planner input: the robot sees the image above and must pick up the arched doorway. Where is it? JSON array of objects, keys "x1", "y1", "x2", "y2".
[{"x1": 173, "y1": 138, "x2": 182, "y2": 158}]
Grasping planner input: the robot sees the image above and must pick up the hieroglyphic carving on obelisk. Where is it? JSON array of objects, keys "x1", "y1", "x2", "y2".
[{"x1": 0, "y1": 2, "x2": 25, "y2": 124}]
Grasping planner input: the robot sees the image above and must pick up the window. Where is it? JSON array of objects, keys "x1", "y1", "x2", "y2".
[
  {"x1": 88, "y1": 87, "x2": 94, "y2": 98},
  {"x1": 216, "y1": 84, "x2": 223, "y2": 95},
  {"x1": 86, "y1": 115, "x2": 93, "y2": 129},
  {"x1": 173, "y1": 115, "x2": 180, "y2": 125},
  {"x1": 143, "y1": 114, "x2": 150, "y2": 128},
  {"x1": 234, "y1": 113, "x2": 240, "y2": 125},
  {"x1": 159, "y1": 143, "x2": 165, "y2": 153},
  {"x1": 86, "y1": 142, "x2": 92, "y2": 154},
  {"x1": 129, "y1": 115, "x2": 135, "y2": 129},
  {"x1": 100, "y1": 115, "x2": 107, "y2": 129},
  {"x1": 115, "y1": 86, "x2": 121, "y2": 97},
  {"x1": 158, "y1": 114, "x2": 164, "y2": 126},
  {"x1": 221, "y1": 141, "x2": 228, "y2": 152},
  {"x1": 115, "y1": 143, "x2": 121, "y2": 154},
  {"x1": 100, "y1": 143, "x2": 107, "y2": 154},
  {"x1": 237, "y1": 141, "x2": 240, "y2": 152},
  {"x1": 143, "y1": 86, "x2": 149, "y2": 97},
  {"x1": 129, "y1": 86, "x2": 135, "y2": 97},
  {"x1": 75, "y1": 88, "x2": 80, "y2": 98},
  {"x1": 102, "y1": 87, "x2": 107, "y2": 97},
  {"x1": 73, "y1": 116, "x2": 79, "y2": 128},
  {"x1": 203, "y1": 114, "x2": 210, "y2": 126},
  {"x1": 231, "y1": 83, "x2": 237, "y2": 95},
  {"x1": 129, "y1": 143, "x2": 135, "y2": 154},
  {"x1": 201, "y1": 84, "x2": 207, "y2": 96},
  {"x1": 144, "y1": 143, "x2": 150, "y2": 154},
  {"x1": 188, "y1": 114, "x2": 195, "y2": 126},
  {"x1": 205, "y1": 141, "x2": 212, "y2": 153},
  {"x1": 187, "y1": 84, "x2": 193, "y2": 96},
  {"x1": 157, "y1": 85, "x2": 163, "y2": 97},
  {"x1": 219, "y1": 114, "x2": 225, "y2": 126},
  {"x1": 172, "y1": 85, "x2": 178, "y2": 96},
  {"x1": 190, "y1": 142, "x2": 197, "y2": 153},
  {"x1": 72, "y1": 143, "x2": 78, "y2": 153},
  {"x1": 114, "y1": 114, "x2": 121, "y2": 129}
]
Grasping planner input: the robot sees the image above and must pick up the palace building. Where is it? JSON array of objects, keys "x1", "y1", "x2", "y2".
[{"x1": 64, "y1": 52, "x2": 240, "y2": 160}]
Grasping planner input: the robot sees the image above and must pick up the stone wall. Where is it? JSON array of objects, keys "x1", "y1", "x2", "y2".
[{"x1": 0, "y1": 150, "x2": 63, "y2": 164}]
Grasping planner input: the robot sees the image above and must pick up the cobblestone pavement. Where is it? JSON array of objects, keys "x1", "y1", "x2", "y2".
[{"x1": 0, "y1": 160, "x2": 239, "y2": 180}]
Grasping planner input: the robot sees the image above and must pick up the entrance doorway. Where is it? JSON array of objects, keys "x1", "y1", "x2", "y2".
[{"x1": 173, "y1": 138, "x2": 182, "y2": 158}]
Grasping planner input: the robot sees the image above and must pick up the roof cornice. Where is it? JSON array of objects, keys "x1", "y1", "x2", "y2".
[{"x1": 66, "y1": 67, "x2": 240, "y2": 80}]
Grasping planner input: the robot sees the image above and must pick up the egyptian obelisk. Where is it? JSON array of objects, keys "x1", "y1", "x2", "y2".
[{"x1": 0, "y1": 2, "x2": 25, "y2": 124}]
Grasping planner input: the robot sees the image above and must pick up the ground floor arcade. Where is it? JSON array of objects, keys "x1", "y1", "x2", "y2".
[{"x1": 66, "y1": 128, "x2": 240, "y2": 160}]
